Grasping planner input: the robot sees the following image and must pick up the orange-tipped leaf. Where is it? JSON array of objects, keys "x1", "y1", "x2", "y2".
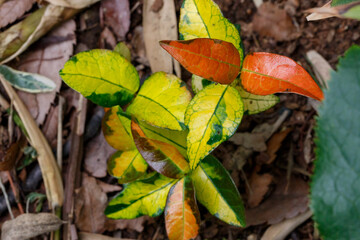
[
  {"x1": 160, "y1": 38, "x2": 241, "y2": 84},
  {"x1": 165, "y1": 177, "x2": 200, "y2": 240},
  {"x1": 241, "y1": 52, "x2": 324, "y2": 101},
  {"x1": 131, "y1": 120, "x2": 190, "y2": 179}
]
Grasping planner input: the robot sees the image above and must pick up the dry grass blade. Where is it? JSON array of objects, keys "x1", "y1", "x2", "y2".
[{"x1": 0, "y1": 75, "x2": 64, "y2": 208}]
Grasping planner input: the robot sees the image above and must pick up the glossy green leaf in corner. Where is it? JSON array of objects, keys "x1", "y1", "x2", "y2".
[
  {"x1": 102, "y1": 106, "x2": 135, "y2": 151},
  {"x1": 231, "y1": 79, "x2": 279, "y2": 115},
  {"x1": 185, "y1": 84, "x2": 243, "y2": 169},
  {"x1": 165, "y1": 176, "x2": 200, "y2": 240},
  {"x1": 107, "y1": 149, "x2": 148, "y2": 184},
  {"x1": 179, "y1": 0, "x2": 243, "y2": 60},
  {"x1": 60, "y1": 49, "x2": 139, "y2": 107},
  {"x1": 311, "y1": 45, "x2": 360, "y2": 240},
  {"x1": 114, "y1": 42, "x2": 131, "y2": 62},
  {"x1": 191, "y1": 155, "x2": 246, "y2": 227},
  {"x1": 105, "y1": 172, "x2": 176, "y2": 219},
  {"x1": 127, "y1": 72, "x2": 191, "y2": 131},
  {"x1": 140, "y1": 122, "x2": 188, "y2": 157},
  {"x1": 0, "y1": 65, "x2": 56, "y2": 93},
  {"x1": 131, "y1": 120, "x2": 190, "y2": 179}
]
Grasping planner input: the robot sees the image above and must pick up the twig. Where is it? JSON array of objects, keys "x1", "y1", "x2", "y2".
[
  {"x1": 6, "y1": 171, "x2": 24, "y2": 214},
  {"x1": 57, "y1": 96, "x2": 65, "y2": 170},
  {"x1": 0, "y1": 75, "x2": 64, "y2": 208},
  {"x1": 8, "y1": 100, "x2": 13, "y2": 143},
  {"x1": 0, "y1": 178, "x2": 14, "y2": 219},
  {"x1": 62, "y1": 94, "x2": 87, "y2": 240}
]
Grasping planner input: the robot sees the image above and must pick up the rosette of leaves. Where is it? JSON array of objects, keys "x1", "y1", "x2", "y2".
[{"x1": 60, "y1": 0, "x2": 324, "y2": 239}]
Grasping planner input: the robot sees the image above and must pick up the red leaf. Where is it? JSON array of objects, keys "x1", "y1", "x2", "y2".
[
  {"x1": 165, "y1": 177, "x2": 200, "y2": 240},
  {"x1": 241, "y1": 52, "x2": 324, "y2": 101},
  {"x1": 160, "y1": 38, "x2": 241, "y2": 84},
  {"x1": 131, "y1": 120, "x2": 189, "y2": 179}
]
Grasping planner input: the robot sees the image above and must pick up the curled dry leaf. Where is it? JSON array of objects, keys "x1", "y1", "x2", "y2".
[
  {"x1": 143, "y1": 0, "x2": 181, "y2": 77},
  {"x1": 101, "y1": 0, "x2": 130, "y2": 40},
  {"x1": 245, "y1": 175, "x2": 309, "y2": 226},
  {"x1": 16, "y1": 20, "x2": 76, "y2": 125},
  {"x1": 253, "y1": 2, "x2": 298, "y2": 41},
  {"x1": 247, "y1": 171, "x2": 274, "y2": 208},
  {"x1": 0, "y1": 0, "x2": 36, "y2": 29},
  {"x1": 1, "y1": 213, "x2": 62, "y2": 240}
]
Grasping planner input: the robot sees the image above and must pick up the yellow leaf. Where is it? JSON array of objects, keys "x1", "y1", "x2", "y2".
[
  {"x1": 185, "y1": 84, "x2": 243, "y2": 169},
  {"x1": 127, "y1": 72, "x2": 191, "y2": 131}
]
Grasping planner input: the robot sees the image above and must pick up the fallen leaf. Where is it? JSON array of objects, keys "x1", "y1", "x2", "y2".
[
  {"x1": 306, "y1": 50, "x2": 333, "y2": 89},
  {"x1": 229, "y1": 132, "x2": 267, "y2": 152},
  {"x1": 75, "y1": 173, "x2": 108, "y2": 233},
  {"x1": 41, "y1": 105, "x2": 58, "y2": 149},
  {"x1": 101, "y1": 0, "x2": 130, "y2": 41},
  {"x1": 99, "y1": 27, "x2": 117, "y2": 49},
  {"x1": 266, "y1": 128, "x2": 292, "y2": 164},
  {"x1": 143, "y1": 0, "x2": 181, "y2": 77},
  {"x1": 245, "y1": 174, "x2": 309, "y2": 226},
  {"x1": 79, "y1": 232, "x2": 136, "y2": 240},
  {"x1": 15, "y1": 20, "x2": 76, "y2": 125},
  {"x1": 0, "y1": 0, "x2": 36, "y2": 29},
  {"x1": 247, "y1": 171, "x2": 273, "y2": 208},
  {"x1": 84, "y1": 132, "x2": 116, "y2": 178},
  {"x1": 1, "y1": 213, "x2": 62, "y2": 240},
  {"x1": 253, "y1": 2, "x2": 298, "y2": 41},
  {"x1": 104, "y1": 217, "x2": 149, "y2": 233},
  {"x1": 46, "y1": 0, "x2": 100, "y2": 9},
  {"x1": 96, "y1": 180, "x2": 122, "y2": 193},
  {"x1": 131, "y1": 26, "x2": 148, "y2": 66}
]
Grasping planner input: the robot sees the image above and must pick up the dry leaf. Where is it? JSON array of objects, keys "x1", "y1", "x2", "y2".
[
  {"x1": 101, "y1": 0, "x2": 130, "y2": 41},
  {"x1": 229, "y1": 132, "x2": 267, "y2": 152},
  {"x1": 266, "y1": 128, "x2": 292, "y2": 164},
  {"x1": 0, "y1": 0, "x2": 36, "y2": 29},
  {"x1": 84, "y1": 132, "x2": 116, "y2": 178},
  {"x1": 261, "y1": 210, "x2": 312, "y2": 240},
  {"x1": 245, "y1": 175, "x2": 309, "y2": 226},
  {"x1": 105, "y1": 217, "x2": 149, "y2": 233},
  {"x1": 253, "y1": 2, "x2": 298, "y2": 41},
  {"x1": 96, "y1": 180, "x2": 122, "y2": 193},
  {"x1": 16, "y1": 20, "x2": 76, "y2": 125},
  {"x1": 75, "y1": 173, "x2": 108, "y2": 233},
  {"x1": 79, "y1": 232, "x2": 135, "y2": 240},
  {"x1": 42, "y1": 105, "x2": 59, "y2": 149},
  {"x1": 131, "y1": 26, "x2": 148, "y2": 66},
  {"x1": 248, "y1": 171, "x2": 274, "y2": 208},
  {"x1": 143, "y1": 0, "x2": 181, "y2": 77},
  {"x1": 46, "y1": 0, "x2": 100, "y2": 9},
  {"x1": 1, "y1": 213, "x2": 62, "y2": 240},
  {"x1": 306, "y1": 50, "x2": 333, "y2": 89},
  {"x1": 99, "y1": 27, "x2": 117, "y2": 49}
]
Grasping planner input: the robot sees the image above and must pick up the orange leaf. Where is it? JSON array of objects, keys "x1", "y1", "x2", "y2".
[
  {"x1": 160, "y1": 38, "x2": 241, "y2": 84},
  {"x1": 165, "y1": 177, "x2": 200, "y2": 240},
  {"x1": 241, "y1": 52, "x2": 324, "y2": 101},
  {"x1": 131, "y1": 120, "x2": 190, "y2": 179}
]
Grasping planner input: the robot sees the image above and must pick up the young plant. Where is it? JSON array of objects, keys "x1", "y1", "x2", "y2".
[{"x1": 60, "y1": 0, "x2": 323, "y2": 239}]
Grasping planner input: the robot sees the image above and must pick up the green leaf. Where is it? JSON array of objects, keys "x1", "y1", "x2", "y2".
[
  {"x1": 311, "y1": 45, "x2": 360, "y2": 240},
  {"x1": 331, "y1": 0, "x2": 360, "y2": 6},
  {"x1": 105, "y1": 172, "x2": 176, "y2": 219},
  {"x1": 342, "y1": 3, "x2": 360, "y2": 20},
  {"x1": 107, "y1": 150, "x2": 148, "y2": 184},
  {"x1": 165, "y1": 176, "x2": 200, "y2": 240},
  {"x1": 131, "y1": 120, "x2": 190, "y2": 179},
  {"x1": 114, "y1": 42, "x2": 131, "y2": 62},
  {"x1": 60, "y1": 49, "x2": 139, "y2": 107},
  {"x1": 179, "y1": 0, "x2": 243, "y2": 60},
  {"x1": 127, "y1": 72, "x2": 191, "y2": 131},
  {"x1": 102, "y1": 106, "x2": 135, "y2": 151},
  {"x1": 231, "y1": 80, "x2": 279, "y2": 115},
  {"x1": 0, "y1": 65, "x2": 56, "y2": 93},
  {"x1": 185, "y1": 84, "x2": 243, "y2": 169},
  {"x1": 191, "y1": 155, "x2": 246, "y2": 227}
]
